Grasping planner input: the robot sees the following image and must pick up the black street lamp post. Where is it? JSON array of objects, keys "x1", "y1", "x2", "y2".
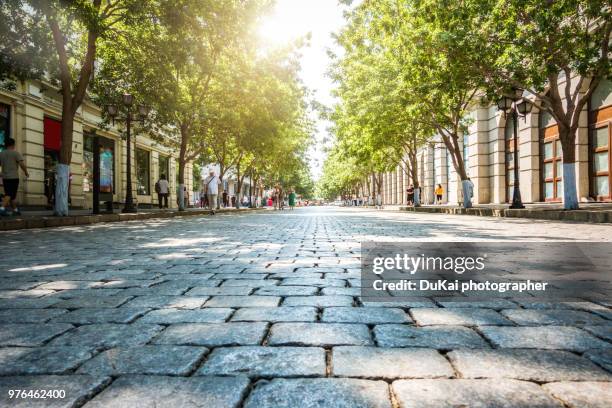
[
  {"x1": 106, "y1": 94, "x2": 150, "y2": 213},
  {"x1": 497, "y1": 90, "x2": 532, "y2": 209}
]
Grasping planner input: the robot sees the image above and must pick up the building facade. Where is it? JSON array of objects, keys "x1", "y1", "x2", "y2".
[
  {"x1": 374, "y1": 79, "x2": 612, "y2": 206},
  {"x1": 0, "y1": 79, "x2": 193, "y2": 210}
]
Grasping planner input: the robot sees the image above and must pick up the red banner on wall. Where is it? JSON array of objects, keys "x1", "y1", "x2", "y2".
[{"x1": 44, "y1": 117, "x2": 62, "y2": 151}]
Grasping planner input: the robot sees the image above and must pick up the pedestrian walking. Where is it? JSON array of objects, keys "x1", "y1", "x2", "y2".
[
  {"x1": 0, "y1": 138, "x2": 29, "y2": 216},
  {"x1": 288, "y1": 189, "x2": 296, "y2": 210},
  {"x1": 155, "y1": 174, "x2": 170, "y2": 209},
  {"x1": 406, "y1": 184, "x2": 414, "y2": 206},
  {"x1": 435, "y1": 184, "x2": 444, "y2": 204},
  {"x1": 203, "y1": 169, "x2": 220, "y2": 214}
]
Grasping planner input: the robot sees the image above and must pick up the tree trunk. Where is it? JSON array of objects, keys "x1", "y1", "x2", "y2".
[
  {"x1": 409, "y1": 151, "x2": 421, "y2": 207},
  {"x1": 54, "y1": 105, "x2": 74, "y2": 216},
  {"x1": 235, "y1": 165, "x2": 241, "y2": 209},
  {"x1": 559, "y1": 125, "x2": 579, "y2": 210},
  {"x1": 217, "y1": 163, "x2": 225, "y2": 209},
  {"x1": 177, "y1": 125, "x2": 189, "y2": 211},
  {"x1": 440, "y1": 133, "x2": 471, "y2": 207}
]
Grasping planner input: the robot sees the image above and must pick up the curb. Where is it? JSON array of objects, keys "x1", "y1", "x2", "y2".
[
  {"x1": 0, "y1": 208, "x2": 264, "y2": 231},
  {"x1": 399, "y1": 206, "x2": 612, "y2": 223}
]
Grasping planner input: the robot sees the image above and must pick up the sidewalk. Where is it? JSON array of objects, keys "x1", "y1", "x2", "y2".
[
  {"x1": 396, "y1": 202, "x2": 612, "y2": 223},
  {"x1": 0, "y1": 207, "x2": 263, "y2": 231}
]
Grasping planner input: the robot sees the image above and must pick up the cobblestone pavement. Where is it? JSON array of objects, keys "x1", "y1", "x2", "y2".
[{"x1": 0, "y1": 207, "x2": 611, "y2": 407}]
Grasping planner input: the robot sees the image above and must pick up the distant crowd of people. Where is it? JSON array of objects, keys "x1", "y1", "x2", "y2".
[{"x1": 341, "y1": 179, "x2": 474, "y2": 208}]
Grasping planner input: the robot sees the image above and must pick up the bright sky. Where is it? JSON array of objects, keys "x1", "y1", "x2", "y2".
[{"x1": 257, "y1": 0, "x2": 351, "y2": 180}]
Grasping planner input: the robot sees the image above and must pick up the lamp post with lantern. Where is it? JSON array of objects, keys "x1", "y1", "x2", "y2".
[
  {"x1": 106, "y1": 94, "x2": 150, "y2": 213},
  {"x1": 497, "y1": 89, "x2": 533, "y2": 209}
]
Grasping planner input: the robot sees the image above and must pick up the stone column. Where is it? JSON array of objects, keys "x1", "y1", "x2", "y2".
[
  {"x1": 470, "y1": 107, "x2": 491, "y2": 204},
  {"x1": 490, "y1": 108, "x2": 506, "y2": 204}
]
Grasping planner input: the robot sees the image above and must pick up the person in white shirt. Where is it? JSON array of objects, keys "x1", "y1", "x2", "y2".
[
  {"x1": 155, "y1": 174, "x2": 170, "y2": 208},
  {"x1": 203, "y1": 169, "x2": 220, "y2": 214}
]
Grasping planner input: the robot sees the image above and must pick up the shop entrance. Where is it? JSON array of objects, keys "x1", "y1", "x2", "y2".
[{"x1": 84, "y1": 132, "x2": 115, "y2": 213}]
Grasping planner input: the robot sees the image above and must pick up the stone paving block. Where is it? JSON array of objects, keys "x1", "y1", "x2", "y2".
[
  {"x1": 139, "y1": 308, "x2": 233, "y2": 323},
  {"x1": 152, "y1": 322, "x2": 267, "y2": 346},
  {"x1": 77, "y1": 345, "x2": 207, "y2": 375},
  {"x1": 449, "y1": 349, "x2": 612, "y2": 381},
  {"x1": 51, "y1": 296, "x2": 132, "y2": 309},
  {"x1": 480, "y1": 326, "x2": 612, "y2": 352},
  {"x1": 333, "y1": 346, "x2": 453, "y2": 379},
  {"x1": 0, "y1": 281, "x2": 46, "y2": 290},
  {"x1": 296, "y1": 266, "x2": 347, "y2": 274},
  {"x1": 204, "y1": 295, "x2": 280, "y2": 307},
  {"x1": 0, "y1": 289, "x2": 57, "y2": 298},
  {"x1": 584, "y1": 349, "x2": 612, "y2": 372},
  {"x1": 186, "y1": 286, "x2": 254, "y2": 296},
  {"x1": 84, "y1": 375, "x2": 249, "y2": 408},
  {"x1": 244, "y1": 378, "x2": 391, "y2": 408},
  {"x1": 281, "y1": 277, "x2": 346, "y2": 287},
  {"x1": 322, "y1": 307, "x2": 410, "y2": 324},
  {"x1": 268, "y1": 323, "x2": 372, "y2": 346},
  {"x1": 270, "y1": 272, "x2": 323, "y2": 279},
  {"x1": 197, "y1": 346, "x2": 325, "y2": 377},
  {"x1": 37, "y1": 281, "x2": 102, "y2": 290},
  {"x1": 412, "y1": 307, "x2": 513, "y2": 326},
  {"x1": 50, "y1": 308, "x2": 149, "y2": 324},
  {"x1": 231, "y1": 307, "x2": 317, "y2": 322},
  {"x1": 214, "y1": 273, "x2": 268, "y2": 280},
  {"x1": 283, "y1": 295, "x2": 354, "y2": 307},
  {"x1": 220, "y1": 279, "x2": 279, "y2": 287},
  {"x1": 126, "y1": 281, "x2": 195, "y2": 295},
  {"x1": 0, "y1": 375, "x2": 111, "y2": 408},
  {"x1": 512, "y1": 299, "x2": 594, "y2": 310},
  {"x1": 50, "y1": 289, "x2": 123, "y2": 298},
  {"x1": 255, "y1": 286, "x2": 319, "y2": 296},
  {"x1": 436, "y1": 298, "x2": 519, "y2": 309},
  {"x1": 543, "y1": 381, "x2": 612, "y2": 408},
  {"x1": 0, "y1": 324, "x2": 73, "y2": 346},
  {"x1": 122, "y1": 295, "x2": 208, "y2": 309},
  {"x1": 583, "y1": 325, "x2": 612, "y2": 341},
  {"x1": 374, "y1": 324, "x2": 488, "y2": 349},
  {"x1": 0, "y1": 298, "x2": 60, "y2": 309},
  {"x1": 0, "y1": 346, "x2": 94, "y2": 375},
  {"x1": 360, "y1": 298, "x2": 438, "y2": 308},
  {"x1": 501, "y1": 309, "x2": 611, "y2": 326},
  {"x1": 49, "y1": 324, "x2": 163, "y2": 348},
  {"x1": 322, "y1": 287, "x2": 361, "y2": 296},
  {"x1": 159, "y1": 277, "x2": 220, "y2": 286},
  {"x1": 393, "y1": 379, "x2": 562, "y2": 408},
  {"x1": 0, "y1": 308, "x2": 68, "y2": 323},
  {"x1": 162, "y1": 265, "x2": 198, "y2": 274}
]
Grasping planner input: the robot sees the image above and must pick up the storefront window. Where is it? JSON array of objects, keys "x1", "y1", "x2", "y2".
[
  {"x1": 446, "y1": 148, "x2": 451, "y2": 182},
  {"x1": 136, "y1": 148, "x2": 150, "y2": 195},
  {"x1": 158, "y1": 155, "x2": 169, "y2": 180},
  {"x1": 505, "y1": 115, "x2": 518, "y2": 203},
  {"x1": 43, "y1": 117, "x2": 61, "y2": 207},
  {"x1": 463, "y1": 134, "x2": 469, "y2": 176},
  {"x1": 0, "y1": 103, "x2": 10, "y2": 151},
  {"x1": 590, "y1": 79, "x2": 611, "y2": 200},
  {"x1": 83, "y1": 133, "x2": 115, "y2": 195},
  {"x1": 83, "y1": 134, "x2": 94, "y2": 192},
  {"x1": 540, "y1": 124, "x2": 563, "y2": 202}
]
